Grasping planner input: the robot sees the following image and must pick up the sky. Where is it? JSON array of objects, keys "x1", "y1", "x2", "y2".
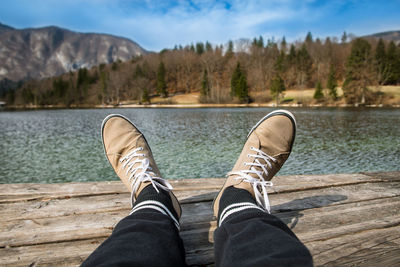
[{"x1": 1, "y1": 0, "x2": 400, "y2": 51}]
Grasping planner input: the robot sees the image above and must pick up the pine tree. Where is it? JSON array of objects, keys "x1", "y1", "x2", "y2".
[
  {"x1": 386, "y1": 41, "x2": 400, "y2": 84},
  {"x1": 375, "y1": 38, "x2": 388, "y2": 85},
  {"x1": 296, "y1": 44, "x2": 313, "y2": 88},
  {"x1": 231, "y1": 62, "x2": 242, "y2": 97},
  {"x1": 305, "y1": 32, "x2": 313, "y2": 43},
  {"x1": 157, "y1": 61, "x2": 167, "y2": 97},
  {"x1": 237, "y1": 72, "x2": 249, "y2": 102},
  {"x1": 257, "y1": 36, "x2": 264, "y2": 48},
  {"x1": 313, "y1": 81, "x2": 324, "y2": 100},
  {"x1": 201, "y1": 69, "x2": 210, "y2": 96},
  {"x1": 226, "y1": 40, "x2": 234, "y2": 57},
  {"x1": 274, "y1": 51, "x2": 286, "y2": 73},
  {"x1": 343, "y1": 38, "x2": 373, "y2": 104},
  {"x1": 205, "y1": 41, "x2": 213, "y2": 52},
  {"x1": 100, "y1": 71, "x2": 108, "y2": 103},
  {"x1": 196, "y1": 42, "x2": 205, "y2": 55},
  {"x1": 230, "y1": 62, "x2": 249, "y2": 102},
  {"x1": 281, "y1": 36, "x2": 287, "y2": 52},
  {"x1": 326, "y1": 65, "x2": 338, "y2": 100},
  {"x1": 141, "y1": 88, "x2": 150, "y2": 103},
  {"x1": 341, "y1": 31, "x2": 348, "y2": 43},
  {"x1": 288, "y1": 44, "x2": 296, "y2": 64},
  {"x1": 270, "y1": 74, "x2": 286, "y2": 105}
]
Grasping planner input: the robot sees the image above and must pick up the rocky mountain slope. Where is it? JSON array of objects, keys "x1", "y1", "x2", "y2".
[
  {"x1": 363, "y1": 30, "x2": 400, "y2": 43},
  {"x1": 0, "y1": 23, "x2": 146, "y2": 81}
]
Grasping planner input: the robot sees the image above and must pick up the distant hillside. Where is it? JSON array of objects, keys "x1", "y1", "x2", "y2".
[
  {"x1": 363, "y1": 30, "x2": 400, "y2": 43},
  {"x1": 0, "y1": 23, "x2": 147, "y2": 81}
]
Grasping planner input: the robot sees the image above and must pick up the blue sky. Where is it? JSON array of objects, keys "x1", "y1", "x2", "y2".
[{"x1": 1, "y1": 0, "x2": 399, "y2": 51}]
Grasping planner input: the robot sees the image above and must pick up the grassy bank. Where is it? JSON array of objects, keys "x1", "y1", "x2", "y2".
[{"x1": 5, "y1": 86, "x2": 400, "y2": 109}]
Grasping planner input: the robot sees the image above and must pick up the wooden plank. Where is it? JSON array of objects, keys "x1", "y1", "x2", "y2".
[
  {"x1": 0, "y1": 173, "x2": 384, "y2": 203},
  {"x1": 0, "y1": 238, "x2": 105, "y2": 267},
  {"x1": 0, "y1": 172, "x2": 399, "y2": 266},
  {"x1": 324, "y1": 237, "x2": 400, "y2": 266},
  {"x1": 1, "y1": 180, "x2": 399, "y2": 223},
  {"x1": 307, "y1": 226, "x2": 400, "y2": 266},
  {"x1": 362, "y1": 171, "x2": 400, "y2": 181},
  {"x1": 1, "y1": 188, "x2": 399, "y2": 249}
]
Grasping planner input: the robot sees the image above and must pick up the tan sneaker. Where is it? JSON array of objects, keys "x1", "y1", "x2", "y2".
[
  {"x1": 101, "y1": 114, "x2": 181, "y2": 219},
  {"x1": 213, "y1": 109, "x2": 296, "y2": 217}
]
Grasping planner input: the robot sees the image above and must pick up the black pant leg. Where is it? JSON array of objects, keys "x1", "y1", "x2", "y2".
[
  {"x1": 214, "y1": 210, "x2": 313, "y2": 267},
  {"x1": 82, "y1": 210, "x2": 186, "y2": 267}
]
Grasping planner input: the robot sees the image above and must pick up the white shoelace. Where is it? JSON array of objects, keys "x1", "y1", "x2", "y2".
[
  {"x1": 119, "y1": 147, "x2": 173, "y2": 207},
  {"x1": 228, "y1": 146, "x2": 277, "y2": 213}
]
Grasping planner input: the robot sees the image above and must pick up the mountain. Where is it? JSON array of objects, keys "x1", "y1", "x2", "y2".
[
  {"x1": 363, "y1": 30, "x2": 400, "y2": 43},
  {"x1": 0, "y1": 23, "x2": 146, "y2": 81}
]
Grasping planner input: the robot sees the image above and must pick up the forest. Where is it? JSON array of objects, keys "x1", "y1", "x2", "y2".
[{"x1": 3, "y1": 32, "x2": 400, "y2": 107}]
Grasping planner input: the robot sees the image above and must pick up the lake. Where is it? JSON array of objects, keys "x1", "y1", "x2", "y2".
[{"x1": 0, "y1": 107, "x2": 399, "y2": 183}]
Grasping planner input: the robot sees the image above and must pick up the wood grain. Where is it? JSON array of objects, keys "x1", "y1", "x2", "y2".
[{"x1": 0, "y1": 172, "x2": 399, "y2": 266}]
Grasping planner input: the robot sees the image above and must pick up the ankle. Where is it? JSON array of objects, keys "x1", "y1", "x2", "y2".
[
  {"x1": 217, "y1": 186, "x2": 264, "y2": 226},
  {"x1": 132, "y1": 185, "x2": 180, "y2": 227}
]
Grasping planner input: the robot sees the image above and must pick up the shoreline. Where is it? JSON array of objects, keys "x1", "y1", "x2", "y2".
[{"x1": 3, "y1": 102, "x2": 400, "y2": 110}]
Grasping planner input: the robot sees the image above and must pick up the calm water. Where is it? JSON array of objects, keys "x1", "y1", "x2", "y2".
[{"x1": 0, "y1": 108, "x2": 399, "y2": 183}]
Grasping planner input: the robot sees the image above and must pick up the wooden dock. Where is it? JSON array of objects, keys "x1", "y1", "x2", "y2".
[{"x1": 1, "y1": 171, "x2": 400, "y2": 266}]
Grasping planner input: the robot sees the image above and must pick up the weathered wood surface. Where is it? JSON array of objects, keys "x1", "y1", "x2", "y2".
[{"x1": 0, "y1": 171, "x2": 399, "y2": 266}]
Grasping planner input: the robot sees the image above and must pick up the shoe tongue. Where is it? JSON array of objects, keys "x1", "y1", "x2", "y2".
[{"x1": 256, "y1": 128, "x2": 289, "y2": 157}]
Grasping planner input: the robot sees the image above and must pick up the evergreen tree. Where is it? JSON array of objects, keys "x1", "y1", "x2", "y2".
[
  {"x1": 237, "y1": 72, "x2": 249, "y2": 102},
  {"x1": 226, "y1": 40, "x2": 234, "y2": 57},
  {"x1": 296, "y1": 44, "x2": 313, "y2": 88},
  {"x1": 205, "y1": 41, "x2": 213, "y2": 52},
  {"x1": 270, "y1": 74, "x2": 286, "y2": 105},
  {"x1": 231, "y1": 62, "x2": 242, "y2": 96},
  {"x1": 76, "y1": 68, "x2": 89, "y2": 101},
  {"x1": 326, "y1": 65, "x2": 338, "y2": 100},
  {"x1": 305, "y1": 32, "x2": 313, "y2": 43},
  {"x1": 252, "y1": 37, "x2": 258, "y2": 47},
  {"x1": 288, "y1": 44, "x2": 296, "y2": 64},
  {"x1": 201, "y1": 69, "x2": 210, "y2": 96},
  {"x1": 375, "y1": 38, "x2": 388, "y2": 85},
  {"x1": 257, "y1": 36, "x2": 264, "y2": 48},
  {"x1": 343, "y1": 38, "x2": 373, "y2": 104},
  {"x1": 134, "y1": 65, "x2": 144, "y2": 79},
  {"x1": 281, "y1": 36, "x2": 287, "y2": 52},
  {"x1": 386, "y1": 41, "x2": 400, "y2": 84},
  {"x1": 142, "y1": 88, "x2": 150, "y2": 103},
  {"x1": 313, "y1": 81, "x2": 324, "y2": 100},
  {"x1": 274, "y1": 51, "x2": 286, "y2": 73},
  {"x1": 100, "y1": 71, "x2": 108, "y2": 103},
  {"x1": 196, "y1": 42, "x2": 205, "y2": 55},
  {"x1": 230, "y1": 62, "x2": 249, "y2": 102},
  {"x1": 52, "y1": 78, "x2": 68, "y2": 100},
  {"x1": 341, "y1": 31, "x2": 348, "y2": 43},
  {"x1": 157, "y1": 61, "x2": 168, "y2": 97}
]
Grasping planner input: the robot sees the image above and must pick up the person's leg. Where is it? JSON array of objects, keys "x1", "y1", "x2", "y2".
[
  {"x1": 82, "y1": 114, "x2": 185, "y2": 266},
  {"x1": 213, "y1": 110, "x2": 313, "y2": 266},
  {"x1": 213, "y1": 187, "x2": 312, "y2": 267},
  {"x1": 82, "y1": 186, "x2": 185, "y2": 267}
]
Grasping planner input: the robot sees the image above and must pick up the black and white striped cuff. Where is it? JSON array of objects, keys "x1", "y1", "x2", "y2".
[
  {"x1": 130, "y1": 200, "x2": 180, "y2": 230},
  {"x1": 219, "y1": 202, "x2": 266, "y2": 227}
]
